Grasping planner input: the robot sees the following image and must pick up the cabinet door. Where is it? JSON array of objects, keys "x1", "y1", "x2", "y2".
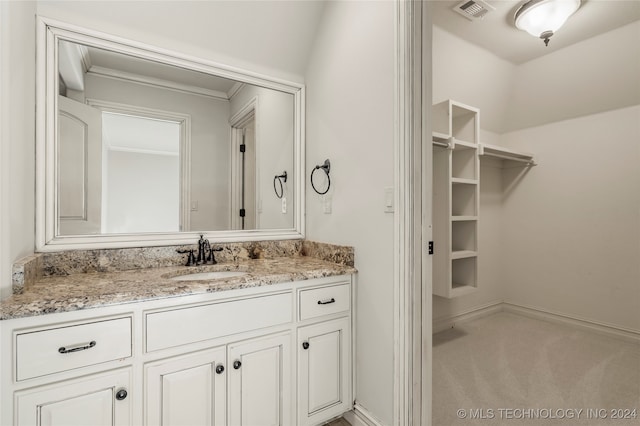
[
  {"x1": 145, "y1": 346, "x2": 226, "y2": 426},
  {"x1": 228, "y1": 333, "x2": 292, "y2": 426},
  {"x1": 298, "y1": 317, "x2": 351, "y2": 426},
  {"x1": 15, "y1": 368, "x2": 131, "y2": 426}
]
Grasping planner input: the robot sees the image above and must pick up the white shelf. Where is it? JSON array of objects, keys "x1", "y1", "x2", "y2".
[
  {"x1": 451, "y1": 215, "x2": 477, "y2": 221},
  {"x1": 451, "y1": 177, "x2": 478, "y2": 185},
  {"x1": 452, "y1": 139, "x2": 477, "y2": 150},
  {"x1": 451, "y1": 250, "x2": 477, "y2": 260},
  {"x1": 432, "y1": 99, "x2": 479, "y2": 299},
  {"x1": 479, "y1": 143, "x2": 536, "y2": 167},
  {"x1": 432, "y1": 132, "x2": 450, "y2": 144}
]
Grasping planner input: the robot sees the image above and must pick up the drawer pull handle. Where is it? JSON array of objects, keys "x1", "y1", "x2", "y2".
[
  {"x1": 58, "y1": 340, "x2": 96, "y2": 354},
  {"x1": 233, "y1": 360, "x2": 242, "y2": 370},
  {"x1": 317, "y1": 298, "x2": 336, "y2": 305},
  {"x1": 215, "y1": 364, "x2": 225, "y2": 374},
  {"x1": 115, "y1": 389, "x2": 128, "y2": 401},
  {"x1": 302, "y1": 341, "x2": 310, "y2": 350}
]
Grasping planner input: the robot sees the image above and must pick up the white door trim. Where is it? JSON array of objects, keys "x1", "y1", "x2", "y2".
[
  {"x1": 394, "y1": 1, "x2": 429, "y2": 425},
  {"x1": 229, "y1": 96, "x2": 259, "y2": 230},
  {"x1": 0, "y1": 1, "x2": 9, "y2": 298}
]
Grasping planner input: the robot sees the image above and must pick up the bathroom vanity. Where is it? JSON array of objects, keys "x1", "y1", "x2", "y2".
[
  {"x1": 0, "y1": 254, "x2": 355, "y2": 426},
  {"x1": 0, "y1": 15, "x2": 357, "y2": 425}
]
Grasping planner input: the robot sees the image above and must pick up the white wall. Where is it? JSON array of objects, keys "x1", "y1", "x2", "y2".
[
  {"x1": 501, "y1": 106, "x2": 640, "y2": 331},
  {"x1": 0, "y1": 1, "x2": 36, "y2": 298},
  {"x1": 230, "y1": 86, "x2": 294, "y2": 229},
  {"x1": 505, "y1": 21, "x2": 640, "y2": 132},
  {"x1": 305, "y1": 1, "x2": 395, "y2": 424},
  {"x1": 432, "y1": 26, "x2": 515, "y2": 134},
  {"x1": 84, "y1": 73, "x2": 231, "y2": 230},
  {"x1": 36, "y1": 0, "x2": 325, "y2": 84}
]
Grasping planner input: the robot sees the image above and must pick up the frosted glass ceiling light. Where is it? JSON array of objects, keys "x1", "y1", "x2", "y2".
[{"x1": 515, "y1": 0, "x2": 581, "y2": 46}]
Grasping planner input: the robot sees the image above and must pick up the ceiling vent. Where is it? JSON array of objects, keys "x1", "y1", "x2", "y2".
[{"x1": 453, "y1": 0, "x2": 495, "y2": 21}]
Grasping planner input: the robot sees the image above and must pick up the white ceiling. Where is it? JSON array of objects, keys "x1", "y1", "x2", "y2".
[{"x1": 431, "y1": 0, "x2": 640, "y2": 64}]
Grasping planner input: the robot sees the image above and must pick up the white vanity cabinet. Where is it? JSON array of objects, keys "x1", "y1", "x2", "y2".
[
  {"x1": 145, "y1": 333, "x2": 292, "y2": 426},
  {"x1": 145, "y1": 346, "x2": 227, "y2": 426},
  {"x1": 227, "y1": 333, "x2": 292, "y2": 426},
  {"x1": 297, "y1": 283, "x2": 352, "y2": 426},
  {"x1": 15, "y1": 368, "x2": 133, "y2": 426},
  {"x1": 297, "y1": 318, "x2": 351, "y2": 426},
  {"x1": 1, "y1": 275, "x2": 353, "y2": 426}
]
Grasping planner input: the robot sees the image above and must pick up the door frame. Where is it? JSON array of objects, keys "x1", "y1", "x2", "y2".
[
  {"x1": 394, "y1": 1, "x2": 432, "y2": 426},
  {"x1": 229, "y1": 96, "x2": 259, "y2": 230}
]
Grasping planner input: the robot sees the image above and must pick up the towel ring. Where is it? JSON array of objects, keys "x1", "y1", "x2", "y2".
[
  {"x1": 311, "y1": 159, "x2": 331, "y2": 195},
  {"x1": 273, "y1": 171, "x2": 287, "y2": 199}
]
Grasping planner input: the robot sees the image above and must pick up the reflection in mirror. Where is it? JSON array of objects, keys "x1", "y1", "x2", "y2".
[{"x1": 56, "y1": 40, "x2": 295, "y2": 236}]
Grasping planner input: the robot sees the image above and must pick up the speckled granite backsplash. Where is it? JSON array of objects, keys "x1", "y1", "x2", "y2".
[{"x1": 12, "y1": 240, "x2": 354, "y2": 294}]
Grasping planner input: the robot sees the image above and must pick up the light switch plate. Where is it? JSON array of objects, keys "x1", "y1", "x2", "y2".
[
  {"x1": 384, "y1": 187, "x2": 394, "y2": 213},
  {"x1": 281, "y1": 197, "x2": 287, "y2": 214},
  {"x1": 323, "y1": 195, "x2": 332, "y2": 214}
]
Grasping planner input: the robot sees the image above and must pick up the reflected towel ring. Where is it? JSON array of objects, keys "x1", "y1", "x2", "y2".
[
  {"x1": 273, "y1": 171, "x2": 287, "y2": 199},
  {"x1": 311, "y1": 159, "x2": 331, "y2": 195}
]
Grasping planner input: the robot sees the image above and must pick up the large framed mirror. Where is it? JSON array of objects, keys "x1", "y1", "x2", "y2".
[{"x1": 36, "y1": 17, "x2": 305, "y2": 251}]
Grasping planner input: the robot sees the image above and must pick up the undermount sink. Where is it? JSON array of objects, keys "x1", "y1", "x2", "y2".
[{"x1": 169, "y1": 271, "x2": 249, "y2": 281}]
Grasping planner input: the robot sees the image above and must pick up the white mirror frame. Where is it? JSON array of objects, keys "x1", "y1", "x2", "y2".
[{"x1": 35, "y1": 17, "x2": 305, "y2": 251}]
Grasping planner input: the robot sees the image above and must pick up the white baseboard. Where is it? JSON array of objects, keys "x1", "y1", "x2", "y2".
[
  {"x1": 503, "y1": 302, "x2": 640, "y2": 344},
  {"x1": 432, "y1": 301, "x2": 503, "y2": 333},
  {"x1": 432, "y1": 301, "x2": 640, "y2": 344},
  {"x1": 343, "y1": 404, "x2": 385, "y2": 426}
]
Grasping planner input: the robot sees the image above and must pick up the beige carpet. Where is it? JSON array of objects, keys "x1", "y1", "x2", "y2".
[{"x1": 433, "y1": 312, "x2": 640, "y2": 425}]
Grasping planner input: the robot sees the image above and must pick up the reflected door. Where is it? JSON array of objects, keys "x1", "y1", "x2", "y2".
[
  {"x1": 57, "y1": 95, "x2": 102, "y2": 235},
  {"x1": 231, "y1": 114, "x2": 257, "y2": 230}
]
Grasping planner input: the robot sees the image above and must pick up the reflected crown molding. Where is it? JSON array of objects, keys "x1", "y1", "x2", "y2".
[{"x1": 87, "y1": 65, "x2": 233, "y2": 100}]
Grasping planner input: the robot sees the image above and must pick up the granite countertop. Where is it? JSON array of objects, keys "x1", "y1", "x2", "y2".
[{"x1": 0, "y1": 256, "x2": 356, "y2": 320}]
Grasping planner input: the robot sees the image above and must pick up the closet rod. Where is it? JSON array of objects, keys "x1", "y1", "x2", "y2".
[
  {"x1": 432, "y1": 140, "x2": 449, "y2": 148},
  {"x1": 483, "y1": 152, "x2": 535, "y2": 165}
]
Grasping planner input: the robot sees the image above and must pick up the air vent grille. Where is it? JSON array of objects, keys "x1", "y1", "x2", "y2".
[{"x1": 453, "y1": 0, "x2": 495, "y2": 21}]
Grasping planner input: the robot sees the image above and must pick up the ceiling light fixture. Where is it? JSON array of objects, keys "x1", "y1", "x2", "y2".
[{"x1": 514, "y1": 0, "x2": 581, "y2": 46}]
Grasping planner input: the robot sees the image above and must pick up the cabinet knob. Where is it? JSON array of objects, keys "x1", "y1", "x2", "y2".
[
  {"x1": 302, "y1": 341, "x2": 310, "y2": 350},
  {"x1": 115, "y1": 388, "x2": 128, "y2": 401},
  {"x1": 233, "y1": 360, "x2": 242, "y2": 369},
  {"x1": 215, "y1": 364, "x2": 225, "y2": 374}
]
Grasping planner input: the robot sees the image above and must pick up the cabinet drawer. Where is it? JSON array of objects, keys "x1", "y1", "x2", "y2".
[
  {"x1": 16, "y1": 317, "x2": 132, "y2": 381},
  {"x1": 146, "y1": 292, "x2": 292, "y2": 352},
  {"x1": 299, "y1": 284, "x2": 350, "y2": 321}
]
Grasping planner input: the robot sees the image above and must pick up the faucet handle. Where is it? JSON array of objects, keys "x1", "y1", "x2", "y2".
[
  {"x1": 176, "y1": 249, "x2": 196, "y2": 266},
  {"x1": 207, "y1": 246, "x2": 224, "y2": 264}
]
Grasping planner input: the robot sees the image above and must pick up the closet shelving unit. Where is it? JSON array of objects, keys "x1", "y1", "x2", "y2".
[{"x1": 432, "y1": 100, "x2": 480, "y2": 298}]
